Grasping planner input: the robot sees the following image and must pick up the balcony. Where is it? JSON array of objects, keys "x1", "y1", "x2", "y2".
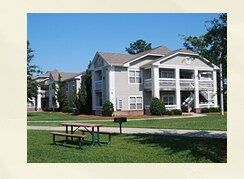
[
  {"x1": 180, "y1": 79, "x2": 194, "y2": 90},
  {"x1": 199, "y1": 80, "x2": 214, "y2": 90},
  {"x1": 144, "y1": 78, "x2": 176, "y2": 90},
  {"x1": 95, "y1": 80, "x2": 103, "y2": 91},
  {"x1": 144, "y1": 78, "x2": 213, "y2": 91},
  {"x1": 159, "y1": 79, "x2": 176, "y2": 90}
]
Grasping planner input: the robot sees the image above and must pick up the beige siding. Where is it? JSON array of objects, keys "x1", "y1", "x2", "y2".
[
  {"x1": 130, "y1": 56, "x2": 158, "y2": 67},
  {"x1": 114, "y1": 67, "x2": 143, "y2": 110},
  {"x1": 161, "y1": 54, "x2": 212, "y2": 69}
]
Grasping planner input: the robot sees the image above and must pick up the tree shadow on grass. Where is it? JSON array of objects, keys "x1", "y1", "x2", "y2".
[{"x1": 127, "y1": 134, "x2": 227, "y2": 163}]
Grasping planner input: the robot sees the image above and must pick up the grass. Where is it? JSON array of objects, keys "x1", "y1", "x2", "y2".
[
  {"x1": 27, "y1": 130, "x2": 227, "y2": 163},
  {"x1": 28, "y1": 112, "x2": 227, "y2": 131},
  {"x1": 27, "y1": 112, "x2": 100, "y2": 121}
]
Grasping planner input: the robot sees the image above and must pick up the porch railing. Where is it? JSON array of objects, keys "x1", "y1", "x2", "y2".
[
  {"x1": 159, "y1": 78, "x2": 176, "y2": 89},
  {"x1": 199, "y1": 80, "x2": 214, "y2": 90},
  {"x1": 180, "y1": 79, "x2": 195, "y2": 90},
  {"x1": 144, "y1": 78, "x2": 214, "y2": 91},
  {"x1": 144, "y1": 78, "x2": 176, "y2": 89},
  {"x1": 95, "y1": 80, "x2": 103, "y2": 91}
]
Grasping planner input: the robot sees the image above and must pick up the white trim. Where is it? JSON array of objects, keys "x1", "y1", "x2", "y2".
[
  {"x1": 160, "y1": 70, "x2": 174, "y2": 78},
  {"x1": 213, "y1": 70, "x2": 218, "y2": 107},
  {"x1": 108, "y1": 66, "x2": 116, "y2": 109},
  {"x1": 153, "y1": 51, "x2": 218, "y2": 70},
  {"x1": 128, "y1": 95, "x2": 143, "y2": 110},
  {"x1": 128, "y1": 69, "x2": 143, "y2": 84},
  {"x1": 156, "y1": 64, "x2": 213, "y2": 71},
  {"x1": 153, "y1": 52, "x2": 198, "y2": 66},
  {"x1": 161, "y1": 95, "x2": 175, "y2": 105},
  {"x1": 152, "y1": 66, "x2": 160, "y2": 98},
  {"x1": 175, "y1": 67, "x2": 181, "y2": 109},
  {"x1": 194, "y1": 69, "x2": 200, "y2": 109},
  {"x1": 124, "y1": 53, "x2": 164, "y2": 67}
]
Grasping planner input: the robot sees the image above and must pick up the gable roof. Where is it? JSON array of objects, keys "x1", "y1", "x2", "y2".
[
  {"x1": 151, "y1": 48, "x2": 198, "y2": 64},
  {"x1": 45, "y1": 69, "x2": 79, "y2": 81},
  {"x1": 98, "y1": 52, "x2": 134, "y2": 66},
  {"x1": 141, "y1": 48, "x2": 219, "y2": 70},
  {"x1": 97, "y1": 45, "x2": 171, "y2": 66}
]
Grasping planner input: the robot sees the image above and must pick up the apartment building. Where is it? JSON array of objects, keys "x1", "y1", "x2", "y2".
[
  {"x1": 27, "y1": 69, "x2": 84, "y2": 111},
  {"x1": 89, "y1": 46, "x2": 219, "y2": 115}
]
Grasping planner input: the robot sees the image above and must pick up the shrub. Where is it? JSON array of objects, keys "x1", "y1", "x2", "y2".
[
  {"x1": 201, "y1": 107, "x2": 220, "y2": 113},
  {"x1": 43, "y1": 107, "x2": 54, "y2": 112},
  {"x1": 165, "y1": 109, "x2": 182, "y2": 115},
  {"x1": 102, "y1": 100, "x2": 114, "y2": 116},
  {"x1": 150, "y1": 98, "x2": 166, "y2": 115},
  {"x1": 61, "y1": 106, "x2": 74, "y2": 113},
  {"x1": 165, "y1": 110, "x2": 174, "y2": 115},
  {"x1": 171, "y1": 109, "x2": 182, "y2": 115}
]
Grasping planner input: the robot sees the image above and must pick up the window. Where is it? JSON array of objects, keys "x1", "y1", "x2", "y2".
[
  {"x1": 72, "y1": 81, "x2": 75, "y2": 90},
  {"x1": 96, "y1": 93, "x2": 103, "y2": 106},
  {"x1": 162, "y1": 96, "x2": 174, "y2": 105},
  {"x1": 161, "y1": 71, "x2": 174, "y2": 78},
  {"x1": 129, "y1": 70, "x2": 142, "y2": 83},
  {"x1": 117, "y1": 99, "x2": 123, "y2": 109},
  {"x1": 129, "y1": 96, "x2": 143, "y2": 110},
  {"x1": 95, "y1": 70, "x2": 102, "y2": 81}
]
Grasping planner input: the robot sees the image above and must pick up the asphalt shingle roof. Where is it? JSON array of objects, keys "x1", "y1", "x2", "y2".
[{"x1": 98, "y1": 45, "x2": 172, "y2": 66}]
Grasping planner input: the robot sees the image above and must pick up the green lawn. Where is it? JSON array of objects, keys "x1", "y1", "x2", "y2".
[
  {"x1": 27, "y1": 112, "x2": 101, "y2": 121},
  {"x1": 27, "y1": 130, "x2": 227, "y2": 163},
  {"x1": 28, "y1": 112, "x2": 227, "y2": 131}
]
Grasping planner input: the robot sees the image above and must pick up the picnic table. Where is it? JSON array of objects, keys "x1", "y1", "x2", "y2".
[{"x1": 60, "y1": 122, "x2": 103, "y2": 147}]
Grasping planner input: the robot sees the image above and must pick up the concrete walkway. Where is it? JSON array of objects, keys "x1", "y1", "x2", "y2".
[
  {"x1": 28, "y1": 113, "x2": 206, "y2": 123},
  {"x1": 27, "y1": 125, "x2": 227, "y2": 139}
]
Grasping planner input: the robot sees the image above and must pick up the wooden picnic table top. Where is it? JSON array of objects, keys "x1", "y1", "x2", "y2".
[{"x1": 60, "y1": 122, "x2": 103, "y2": 128}]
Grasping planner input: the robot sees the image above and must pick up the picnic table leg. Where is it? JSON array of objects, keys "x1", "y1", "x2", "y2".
[
  {"x1": 71, "y1": 126, "x2": 74, "y2": 141},
  {"x1": 91, "y1": 127, "x2": 95, "y2": 147},
  {"x1": 97, "y1": 126, "x2": 101, "y2": 146},
  {"x1": 65, "y1": 126, "x2": 68, "y2": 143}
]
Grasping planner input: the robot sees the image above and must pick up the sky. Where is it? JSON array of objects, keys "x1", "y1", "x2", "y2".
[{"x1": 27, "y1": 13, "x2": 221, "y2": 73}]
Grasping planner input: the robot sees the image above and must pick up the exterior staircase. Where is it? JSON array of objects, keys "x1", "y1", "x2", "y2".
[{"x1": 182, "y1": 92, "x2": 195, "y2": 112}]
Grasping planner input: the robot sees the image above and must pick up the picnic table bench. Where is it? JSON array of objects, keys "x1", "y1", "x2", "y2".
[
  {"x1": 78, "y1": 129, "x2": 113, "y2": 144},
  {"x1": 50, "y1": 132, "x2": 87, "y2": 150}
]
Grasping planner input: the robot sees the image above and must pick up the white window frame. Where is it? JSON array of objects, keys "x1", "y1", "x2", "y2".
[
  {"x1": 162, "y1": 95, "x2": 175, "y2": 105},
  {"x1": 128, "y1": 69, "x2": 142, "y2": 84},
  {"x1": 161, "y1": 71, "x2": 174, "y2": 78},
  {"x1": 129, "y1": 96, "x2": 143, "y2": 110},
  {"x1": 116, "y1": 98, "x2": 123, "y2": 110}
]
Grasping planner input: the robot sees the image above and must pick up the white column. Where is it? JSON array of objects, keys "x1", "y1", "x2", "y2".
[
  {"x1": 213, "y1": 70, "x2": 218, "y2": 107},
  {"x1": 175, "y1": 67, "x2": 181, "y2": 109},
  {"x1": 213, "y1": 71, "x2": 218, "y2": 107},
  {"x1": 108, "y1": 66, "x2": 116, "y2": 110},
  {"x1": 194, "y1": 69, "x2": 200, "y2": 109},
  {"x1": 152, "y1": 66, "x2": 160, "y2": 98},
  {"x1": 36, "y1": 87, "x2": 42, "y2": 111}
]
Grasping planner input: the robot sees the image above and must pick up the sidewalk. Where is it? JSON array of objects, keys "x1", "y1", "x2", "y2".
[{"x1": 27, "y1": 125, "x2": 227, "y2": 139}]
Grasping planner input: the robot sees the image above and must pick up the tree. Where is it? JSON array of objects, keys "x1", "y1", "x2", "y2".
[
  {"x1": 56, "y1": 74, "x2": 68, "y2": 111},
  {"x1": 180, "y1": 14, "x2": 227, "y2": 80},
  {"x1": 83, "y1": 62, "x2": 93, "y2": 114},
  {"x1": 27, "y1": 41, "x2": 41, "y2": 102},
  {"x1": 125, "y1": 39, "x2": 152, "y2": 54},
  {"x1": 73, "y1": 61, "x2": 93, "y2": 115},
  {"x1": 74, "y1": 76, "x2": 86, "y2": 114},
  {"x1": 180, "y1": 13, "x2": 227, "y2": 110}
]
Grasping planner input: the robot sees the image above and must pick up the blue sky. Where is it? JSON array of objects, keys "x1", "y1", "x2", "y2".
[{"x1": 27, "y1": 13, "x2": 220, "y2": 73}]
